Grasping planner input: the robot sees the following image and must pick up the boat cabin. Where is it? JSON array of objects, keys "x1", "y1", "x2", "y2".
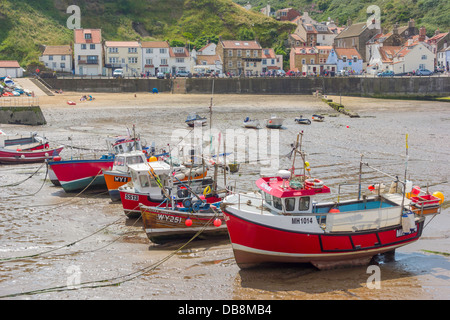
[
  {"x1": 106, "y1": 135, "x2": 143, "y2": 154},
  {"x1": 112, "y1": 151, "x2": 147, "y2": 173},
  {"x1": 128, "y1": 161, "x2": 171, "y2": 195},
  {"x1": 256, "y1": 174, "x2": 330, "y2": 215}
]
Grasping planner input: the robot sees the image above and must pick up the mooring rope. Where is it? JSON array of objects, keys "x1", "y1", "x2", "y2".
[
  {"x1": 0, "y1": 208, "x2": 222, "y2": 298},
  {"x1": 0, "y1": 162, "x2": 45, "y2": 188}
]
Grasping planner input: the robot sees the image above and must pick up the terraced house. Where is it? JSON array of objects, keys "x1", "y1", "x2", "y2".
[
  {"x1": 217, "y1": 39, "x2": 262, "y2": 76},
  {"x1": 74, "y1": 29, "x2": 103, "y2": 76},
  {"x1": 40, "y1": 45, "x2": 73, "y2": 73},
  {"x1": 141, "y1": 41, "x2": 171, "y2": 76},
  {"x1": 104, "y1": 41, "x2": 141, "y2": 77}
]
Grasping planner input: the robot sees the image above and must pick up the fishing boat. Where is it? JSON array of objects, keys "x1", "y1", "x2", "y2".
[
  {"x1": 103, "y1": 151, "x2": 148, "y2": 201},
  {"x1": 295, "y1": 116, "x2": 311, "y2": 125},
  {"x1": 118, "y1": 161, "x2": 220, "y2": 218},
  {"x1": 243, "y1": 117, "x2": 260, "y2": 129},
  {"x1": 312, "y1": 114, "x2": 325, "y2": 122},
  {"x1": 0, "y1": 131, "x2": 49, "y2": 151},
  {"x1": 265, "y1": 115, "x2": 284, "y2": 129},
  {"x1": 185, "y1": 113, "x2": 207, "y2": 127},
  {"x1": 48, "y1": 133, "x2": 143, "y2": 192},
  {"x1": 221, "y1": 132, "x2": 443, "y2": 270},
  {"x1": 0, "y1": 146, "x2": 63, "y2": 164},
  {"x1": 140, "y1": 201, "x2": 226, "y2": 244}
]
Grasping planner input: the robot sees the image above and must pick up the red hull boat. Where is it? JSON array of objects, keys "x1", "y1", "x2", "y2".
[{"x1": 0, "y1": 146, "x2": 63, "y2": 164}]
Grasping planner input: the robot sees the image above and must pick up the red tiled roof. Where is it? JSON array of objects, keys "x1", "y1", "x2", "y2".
[
  {"x1": 74, "y1": 29, "x2": 102, "y2": 44},
  {"x1": 335, "y1": 48, "x2": 362, "y2": 59},
  {"x1": 221, "y1": 40, "x2": 261, "y2": 50},
  {"x1": 42, "y1": 46, "x2": 72, "y2": 56},
  {"x1": 0, "y1": 60, "x2": 21, "y2": 68},
  {"x1": 169, "y1": 47, "x2": 189, "y2": 57},
  {"x1": 262, "y1": 48, "x2": 276, "y2": 59}
]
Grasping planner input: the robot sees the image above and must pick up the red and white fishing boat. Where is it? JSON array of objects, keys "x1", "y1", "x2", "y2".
[
  {"x1": 221, "y1": 132, "x2": 443, "y2": 270},
  {"x1": 48, "y1": 132, "x2": 143, "y2": 192},
  {"x1": 0, "y1": 146, "x2": 63, "y2": 164},
  {"x1": 0, "y1": 131, "x2": 49, "y2": 151},
  {"x1": 119, "y1": 161, "x2": 223, "y2": 218}
]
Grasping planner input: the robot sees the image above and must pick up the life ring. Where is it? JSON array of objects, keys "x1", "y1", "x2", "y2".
[
  {"x1": 203, "y1": 186, "x2": 212, "y2": 196},
  {"x1": 305, "y1": 178, "x2": 324, "y2": 189}
]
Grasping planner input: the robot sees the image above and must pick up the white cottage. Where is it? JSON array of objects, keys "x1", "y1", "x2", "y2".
[
  {"x1": 74, "y1": 29, "x2": 103, "y2": 76},
  {"x1": 141, "y1": 41, "x2": 171, "y2": 76},
  {"x1": 0, "y1": 61, "x2": 23, "y2": 78},
  {"x1": 40, "y1": 45, "x2": 73, "y2": 73}
]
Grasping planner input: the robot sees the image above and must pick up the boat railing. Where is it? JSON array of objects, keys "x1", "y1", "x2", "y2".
[{"x1": 224, "y1": 184, "x2": 265, "y2": 214}]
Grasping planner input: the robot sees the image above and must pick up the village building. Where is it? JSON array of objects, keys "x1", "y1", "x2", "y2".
[
  {"x1": 426, "y1": 29, "x2": 450, "y2": 66},
  {"x1": 216, "y1": 39, "x2": 262, "y2": 76},
  {"x1": 289, "y1": 46, "x2": 318, "y2": 73},
  {"x1": 193, "y1": 54, "x2": 223, "y2": 76},
  {"x1": 390, "y1": 41, "x2": 435, "y2": 74},
  {"x1": 169, "y1": 47, "x2": 192, "y2": 75},
  {"x1": 334, "y1": 19, "x2": 380, "y2": 62},
  {"x1": 74, "y1": 29, "x2": 103, "y2": 76},
  {"x1": 141, "y1": 41, "x2": 171, "y2": 76},
  {"x1": 288, "y1": 34, "x2": 307, "y2": 48},
  {"x1": 275, "y1": 8, "x2": 301, "y2": 22},
  {"x1": 0, "y1": 60, "x2": 23, "y2": 78},
  {"x1": 326, "y1": 48, "x2": 363, "y2": 74},
  {"x1": 261, "y1": 48, "x2": 283, "y2": 73},
  {"x1": 40, "y1": 45, "x2": 73, "y2": 73},
  {"x1": 104, "y1": 41, "x2": 141, "y2": 77}
]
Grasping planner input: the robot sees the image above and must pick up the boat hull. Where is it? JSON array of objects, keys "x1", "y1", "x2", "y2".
[
  {"x1": 119, "y1": 186, "x2": 223, "y2": 218},
  {"x1": 0, "y1": 146, "x2": 63, "y2": 164},
  {"x1": 223, "y1": 210, "x2": 424, "y2": 270},
  {"x1": 140, "y1": 205, "x2": 227, "y2": 243},
  {"x1": 104, "y1": 170, "x2": 130, "y2": 201},
  {"x1": 265, "y1": 118, "x2": 284, "y2": 129},
  {"x1": 48, "y1": 158, "x2": 114, "y2": 192}
]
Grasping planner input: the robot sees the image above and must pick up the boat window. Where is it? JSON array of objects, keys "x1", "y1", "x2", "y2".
[
  {"x1": 264, "y1": 192, "x2": 272, "y2": 205},
  {"x1": 273, "y1": 197, "x2": 282, "y2": 210},
  {"x1": 126, "y1": 155, "x2": 144, "y2": 165},
  {"x1": 148, "y1": 175, "x2": 159, "y2": 188},
  {"x1": 139, "y1": 174, "x2": 150, "y2": 188},
  {"x1": 299, "y1": 197, "x2": 310, "y2": 211},
  {"x1": 285, "y1": 198, "x2": 296, "y2": 211},
  {"x1": 114, "y1": 156, "x2": 125, "y2": 166}
]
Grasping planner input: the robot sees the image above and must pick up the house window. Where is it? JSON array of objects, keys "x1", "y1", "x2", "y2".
[
  {"x1": 419, "y1": 64, "x2": 426, "y2": 70},
  {"x1": 161, "y1": 58, "x2": 168, "y2": 65},
  {"x1": 353, "y1": 57, "x2": 358, "y2": 62},
  {"x1": 237, "y1": 50, "x2": 242, "y2": 57},
  {"x1": 109, "y1": 47, "x2": 118, "y2": 53},
  {"x1": 310, "y1": 59, "x2": 315, "y2": 64},
  {"x1": 253, "y1": 50, "x2": 258, "y2": 57},
  {"x1": 146, "y1": 48, "x2": 153, "y2": 54},
  {"x1": 301, "y1": 59, "x2": 306, "y2": 64},
  {"x1": 176, "y1": 58, "x2": 185, "y2": 63},
  {"x1": 109, "y1": 57, "x2": 119, "y2": 64},
  {"x1": 61, "y1": 56, "x2": 66, "y2": 61},
  {"x1": 421, "y1": 55, "x2": 427, "y2": 60},
  {"x1": 237, "y1": 61, "x2": 242, "y2": 68},
  {"x1": 228, "y1": 50, "x2": 233, "y2": 57},
  {"x1": 342, "y1": 56, "x2": 347, "y2": 62},
  {"x1": 85, "y1": 33, "x2": 92, "y2": 40},
  {"x1": 81, "y1": 44, "x2": 86, "y2": 50},
  {"x1": 128, "y1": 48, "x2": 137, "y2": 53},
  {"x1": 262, "y1": 59, "x2": 267, "y2": 65},
  {"x1": 128, "y1": 57, "x2": 138, "y2": 64},
  {"x1": 90, "y1": 44, "x2": 95, "y2": 50},
  {"x1": 146, "y1": 58, "x2": 152, "y2": 65},
  {"x1": 60, "y1": 63, "x2": 65, "y2": 69},
  {"x1": 49, "y1": 55, "x2": 53, "y2": 61},
  {"x1": 246, "y1": 50, "x2": 251, "y2": 57},
  {"x1": 228, "y1": 61, "x2": 233, "y2": 67},
  {"x1": 271, "y1": 59, "x2": 275, "y2": 65},
  {"x1": 160, "y1": 48, "x2": 167, "y2": 54}
]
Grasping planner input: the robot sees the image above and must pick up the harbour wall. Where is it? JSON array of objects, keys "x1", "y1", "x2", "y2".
[
  {"x1": 43, "y1": 77, "x2": 450, "y2": 97},
  {"x1": 0, "y1": 106, "x2": 47, "y2": 125}
]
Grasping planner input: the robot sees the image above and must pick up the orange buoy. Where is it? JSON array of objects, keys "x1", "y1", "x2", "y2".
[
  {"x1": 329, "y1": 208, "x2": 340, "y2": 213},
  {"x1": 185, "y1": 218, "x2": 193, "y2": 227},
  {"x1": 213, "y1": 219, "x2": 222, "y2": 227}
]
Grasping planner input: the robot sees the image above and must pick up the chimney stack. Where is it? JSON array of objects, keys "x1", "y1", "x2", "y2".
[{"x1": 419, "y1": 26, "x2": 426, "y2": 42}]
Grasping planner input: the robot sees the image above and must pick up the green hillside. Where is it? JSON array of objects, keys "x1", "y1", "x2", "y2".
[
  {"x1": 0, "y1": 0, "x2": 295, "y2": 67},
  {"x1": 236, "y1": 0, "x2": 450, "y2": 36}
]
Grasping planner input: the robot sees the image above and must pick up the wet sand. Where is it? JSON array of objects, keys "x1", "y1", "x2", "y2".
[{"x1": 0, "y1": 92, "x2": 449, "y2": 301}]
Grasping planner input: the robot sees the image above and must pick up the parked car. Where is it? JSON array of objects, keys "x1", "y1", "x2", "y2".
[
  {"x1": 286, "y1": 70, "x2": 296, "y2": 77},
  {"x1": 377, "y1": 70, "x2": 394, "y2": 77},
  {"x1": 113, "y1": 68, "x2": 123, "y2": 78},
  {"x1": 416, "y1": 69, "x2": 433, "y2": 76},
  {"x1": 176, "y1": 70, "x2": 190, "y2": 77},
  {"x1": 337, "y1": 70, "x2": 348, "y2": 76},
  {"x1": 156, "y1": 72, "x2": 165, "y2": 79}
]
